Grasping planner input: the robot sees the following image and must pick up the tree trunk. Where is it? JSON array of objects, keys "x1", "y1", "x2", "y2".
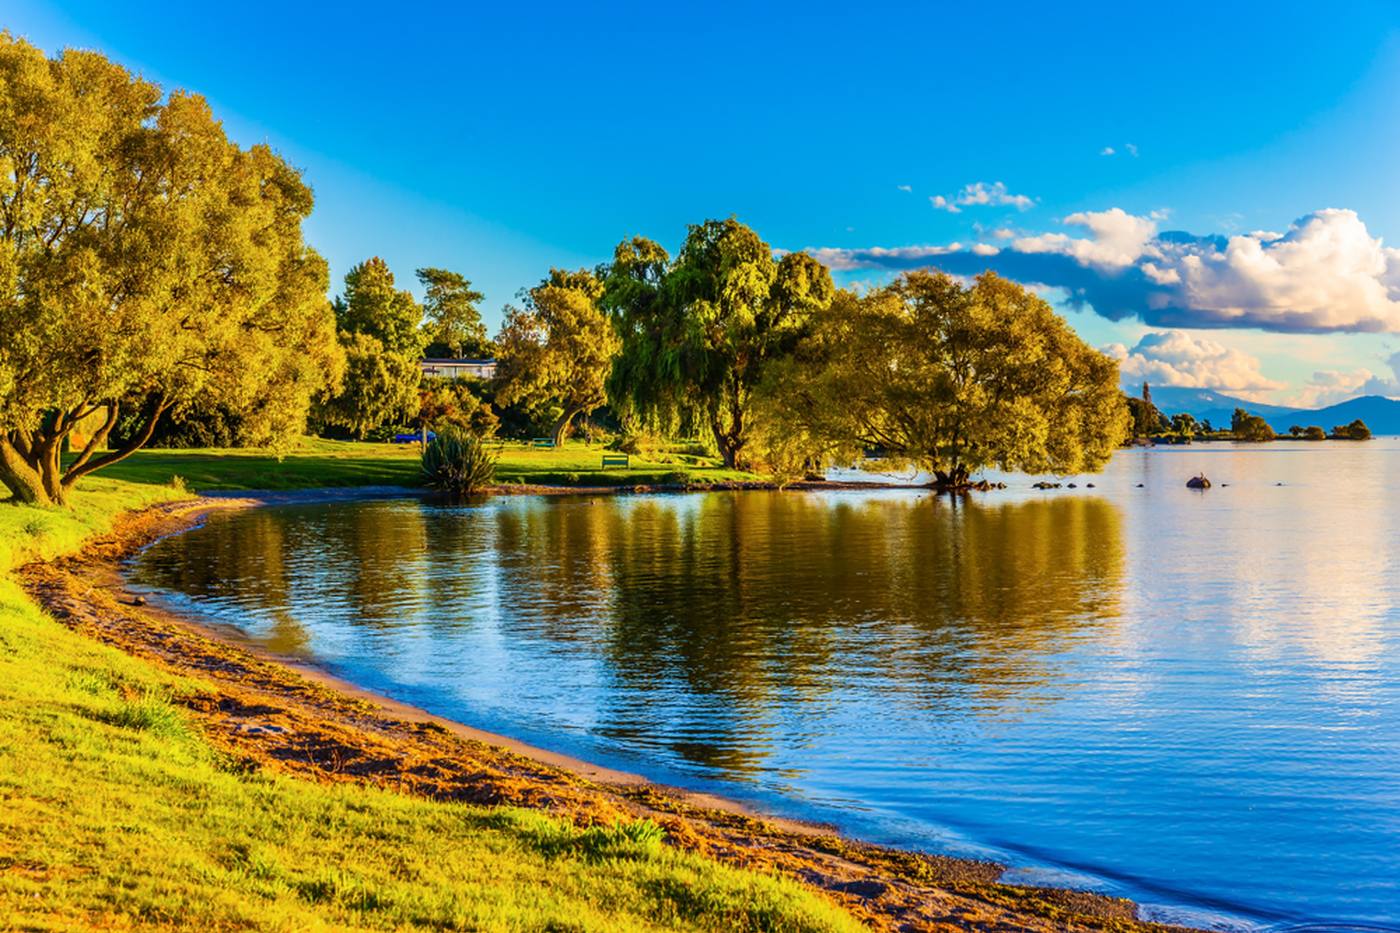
[
  {"x1": 931, "y1": 465, "x2": 970, "y2": 489},
  {"x1": 551, "y1": 408, "x2": 581, "y2": 448},
  {"x1": 0, "y1": 437, "x2": 53, "y2": 506},
  {"x1": 710, "y1": 402, "x2": 745, "y2": 470}
]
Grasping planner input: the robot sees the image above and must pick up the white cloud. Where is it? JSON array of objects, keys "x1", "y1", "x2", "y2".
[
  {"x1": 1125, "y1": 143, "x2": 1139, "y2": 157},
  {"x1": 1287, "y1": 353, "x2": 1400, "y2": 407},
  {"x1": 808, "y1": 207, "x2": 1400, "y2": 334},
  {"x1": 1104, "y1": 330, "x2": 1285, "y2": 397},
  {"x1": 1012, "y1": 208, "x2": 1157, "y2": 269},
  {"x1": 930, "y1": 180, "x2": 1034, "y2": 213},
  {"x1": 1100, "y1": 146, "x2": 1116, "y2": 156},
  {"x1": 896, "y1": 184, "x2": 912, "y2": 193}
]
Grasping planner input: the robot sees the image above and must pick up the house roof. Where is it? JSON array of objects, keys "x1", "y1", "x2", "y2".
[{"x1": 421, "y1": 358, "x2": 497, "y2": 365}]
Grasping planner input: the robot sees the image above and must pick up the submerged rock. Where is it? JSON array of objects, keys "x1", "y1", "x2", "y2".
[{"x1": 1186, "y1": 474, "x2": 1211, "y2": 489}]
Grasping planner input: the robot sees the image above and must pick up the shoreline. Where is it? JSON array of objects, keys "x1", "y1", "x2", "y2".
[{"x1": 20, "y1": 490, "x2": 1199, "y2": 932}]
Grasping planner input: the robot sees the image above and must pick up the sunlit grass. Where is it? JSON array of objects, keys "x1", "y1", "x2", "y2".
[
  {"x1": 82, "y1": 436, "x2": 762, "y2": 492},
  {"x1": 0, "y1": 484, "x2": 857, "y2": 931}
]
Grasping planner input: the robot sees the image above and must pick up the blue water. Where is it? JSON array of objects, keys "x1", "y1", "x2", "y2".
[{"x1": 132, "y1": 442, "x2": 1400, "y2": 929}]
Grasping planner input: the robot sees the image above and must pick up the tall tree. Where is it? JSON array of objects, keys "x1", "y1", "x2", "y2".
[
  {"x1": 335, "y1": 258, "x2": 425, "y2": 357},
  {"x1": 417, "y1": 267, "x2": 490, "y2": 358},
  {"x1": 768, "y1": 271, "x2": 1129, "y2": 487},
  {"x1": 312, "y1": 333, "x2": 418, "y2": 440},
  {"x1": 0, "y1": 35, "x2": 342, "y2": 505},
  {"x1": 603, "y1": 219, "x2": 834, "y2": 468},
  {"x1": 495, "y1": 268, "x2": 619, "y2": 447},
  {"x1": 315, "y1": 259, "x2": 424, "y2": 439}
]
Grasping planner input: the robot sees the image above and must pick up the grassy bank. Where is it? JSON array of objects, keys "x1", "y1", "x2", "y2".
[
  {"x1": 85, "y1": 437, "x2": 762, "y2": 493},
  {"x1": 0, "y1": 484, "x2": 856, "y2": 930}
]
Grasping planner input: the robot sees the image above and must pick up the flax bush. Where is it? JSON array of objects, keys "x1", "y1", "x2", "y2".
[{"x1": 420, "y1": 427, "x2": 497, "y2": 496}]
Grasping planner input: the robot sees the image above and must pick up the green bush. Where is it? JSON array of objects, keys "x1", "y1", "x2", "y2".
[{"x1": 420, "y1": 426, "x2": 498, "y2": 496}]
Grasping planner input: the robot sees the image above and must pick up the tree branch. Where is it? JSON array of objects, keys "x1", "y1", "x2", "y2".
[{"x1": 61, "y1": 397, "x2": 168, "y2": 487}]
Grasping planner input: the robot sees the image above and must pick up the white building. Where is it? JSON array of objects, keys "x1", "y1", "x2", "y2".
[{"x1": 420, "y1": 358, "x2": 497, "y2": 380}]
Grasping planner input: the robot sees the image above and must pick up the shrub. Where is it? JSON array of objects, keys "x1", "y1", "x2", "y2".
[
  {"x1": 1303, "y1": 425, "x2": 1326, "y2": 440},
  {"x1": 421, "y1": 426, "x2": 498, "y2": 496}
]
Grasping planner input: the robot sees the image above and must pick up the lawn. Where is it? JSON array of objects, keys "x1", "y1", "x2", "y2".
[
  {"x1": 0, "y1": 482, "x2": 858, "y2": 931},
  {"x1": 86, "y1": 437, "x2": 762, "y2": 493}
]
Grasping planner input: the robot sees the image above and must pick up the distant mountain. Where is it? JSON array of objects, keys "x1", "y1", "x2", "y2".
[
  {"x1": 1140, "y1": 386, "x2": 1400, "y2": 435},
  {"x1": 1265, "y1": 395, "x2": 1400, "y2": 435}
]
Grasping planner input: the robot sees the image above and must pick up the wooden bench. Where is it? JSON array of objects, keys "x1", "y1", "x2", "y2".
[
  {"x1": 531, "y1": 437, "x2": 554, "y2": 448},
  {"x1": 600, "y1": 454, "x2": 630, "y2": 469}
]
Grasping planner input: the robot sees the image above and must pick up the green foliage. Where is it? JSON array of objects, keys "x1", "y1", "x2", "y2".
[
  {"x1": 0, "y1": 35, "x2": 342, "y2": 505},
  {"x1": 96, "y1": 691, "x2": 188, "y2": 739},
  {"x1": 313, "y1": 333, "x2": 420, "y2": 440},
  {"x1": 417, "y1": 380, "x2": 499, "y2": 439},
  {"x1": 1332, "y1": 418, "x2": 1372, "y2": 440},
  {"x1": 1170, "y1": 412, "x2": 1197, "y2": 438},
  {"x1": 1303, "y1": 425, "x2": 1327, "y2": 440},
  {"x1": 421, "y1": 427, "x2": 499, "y2": 495},
  {"x1": 495, "y1": 268, "x2": 620, "y2": 446},
  {"x1": 334, "y1": 258, "x2": 425, "y2": 358},
  {"x1": 764, "y1": 271, "x2": 1129, "y2": 486},
  {"x1": 417, "y1": 267, "x2": 491, "y2": 358},
  {"x1": 603, "y1": 220, "x2": 835, "y2": 468},
  {"x1": 1231, "y1": 407, "x2": 1275, "y2": 442},
  {"x1": 1125, "y1": 396, "x2": 1169, "y2": 439}
]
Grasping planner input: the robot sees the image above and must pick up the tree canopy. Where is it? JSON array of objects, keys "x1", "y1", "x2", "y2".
[
  {"x1": 765, "y1": 271, "x2": 1128, "y2": 486},
  {"x1": 0, "y1": 35, "x2": 341, "y2": 505},
  {"x1": 315, "y1": 259, "x2": 425, "y2": 439},
  {"x1": 334, "y1": 258, "x2": 425, "y2": 358},
  {"x1": 418, "y1": 267, "x2": 490, "y2": 358},
  {"x1": 603, "y1": 219, "x2": 834, "y2": 467},
  {"x1": 494, "y1": 268, "x2": 619, "y2": 446},
  {"x1": 1332, "y1": 418, "x2": 1371, "y2": 440},
  {"x1": 1231, "y1": 407, "x2": 1275, "y2": 442}
]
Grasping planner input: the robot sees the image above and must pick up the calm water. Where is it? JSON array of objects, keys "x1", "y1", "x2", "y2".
[{"x1": 132, "y1": 442, "x2": 1400, "y2": 929}]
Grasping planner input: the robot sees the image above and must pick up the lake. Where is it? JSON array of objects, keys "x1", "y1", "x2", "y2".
[{"x1": 131, "y1": 441, "x2": 1400, "y2": 929}]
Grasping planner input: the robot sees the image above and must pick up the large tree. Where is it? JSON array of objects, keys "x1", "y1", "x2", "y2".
[
  {"x1": 603, "y1": 219, "x2": 834, "y2": 468},
  {"x1": 417, "y1": 267, "x2": 490, "y2": 358},
  {"x1": 769, "y1": 271, "x2": 1129, "y2": 487},
  {"x1": 494, "y1": 268, "x2": 619, "y2": 447},
  {"x1": 0, "y1": 35, "x2": 341, "y2": 505},
  {"x1": 312, "y1": 332, "x2": 418, "y2": 440},
  {"x1": 313, "y1": 258, "x2": 425, "y2": 439}
]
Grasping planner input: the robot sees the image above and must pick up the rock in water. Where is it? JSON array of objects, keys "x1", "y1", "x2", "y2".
[{"x1": 1186, "y1": 474, "x2": 1211, "y2": 489}]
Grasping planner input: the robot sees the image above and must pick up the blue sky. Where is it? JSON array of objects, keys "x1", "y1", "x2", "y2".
[{"x1": 9, "y1": 0, "x2": 1400, "y2": 407}]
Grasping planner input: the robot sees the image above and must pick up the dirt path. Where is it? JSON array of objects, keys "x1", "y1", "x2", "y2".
[{"x1": 19, "y1": 498, "x2": 1196, "y2": 933}]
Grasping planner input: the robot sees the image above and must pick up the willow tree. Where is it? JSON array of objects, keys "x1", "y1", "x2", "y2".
[
  {"x1": 0, "y1": 35, "x2": 341, "y2": 505},
  {"x1": 495, "y1": 268, "x2": 619, "y2": 447},
  {"x1": 770, "y1": 271, "x2": 1128, "y2": 487},
  {"x1": 602, "y1": 219, "x2": 834, "y2": 468}
]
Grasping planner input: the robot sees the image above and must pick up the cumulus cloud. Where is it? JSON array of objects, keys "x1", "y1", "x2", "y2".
[
  {"x1": 809, "y1": 207, "x2": 1400, "y2": 334},
  {"x1": 1100, "y1": 146, "x2": 1116, "y2": 156},
  {"x1": 1103, "y1": 331, "x2": 1285, "y2": 397},
  {"x1": 930, "y1": 181, "x2": 1034, "y2": 213}
]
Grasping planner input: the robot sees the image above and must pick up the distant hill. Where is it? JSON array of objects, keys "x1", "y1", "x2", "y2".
[
  {"x1": 1140, "y1": 387, "x2": 1400, "y2": 435},
  {"x1": 1265, "y1": 395, "x2": 1400, "y2": 435}
]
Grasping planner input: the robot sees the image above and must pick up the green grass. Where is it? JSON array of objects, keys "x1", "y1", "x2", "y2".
[
  {"x1": 84, "y1": 437, "x2": 762, "y2": 493},
  {"x1": 0, "y1": 485, "x2": 857, "y2": 931}
]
